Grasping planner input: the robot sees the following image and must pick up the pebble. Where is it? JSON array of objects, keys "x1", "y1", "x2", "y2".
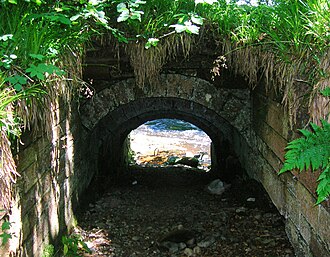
[
  {"x1": 193, "y1": 246, "x2": 201, "y2": 254},
  {"x1": 236, "y1": 207, "x2": 247, "y2": 214},
  {"x1": 183, "y1": 248, "x2": 194, "y2": 256},
  {"x1": 197, "y1": 236, "x2": 216, "y2": 248}
]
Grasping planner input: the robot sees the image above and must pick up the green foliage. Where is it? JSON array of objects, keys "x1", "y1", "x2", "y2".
[
  {"x1": 62, "y1": 234, "x2": 91, "y2": 257},
  {"x1": 0, "y1": 220, "x2": 12, "y2": 246},
  {"x1": 41, "y1": 244, "x2": 55, "y2": 257},
  {"x1": 279, "y1": 120, "x2": 330, "y2": 204}
]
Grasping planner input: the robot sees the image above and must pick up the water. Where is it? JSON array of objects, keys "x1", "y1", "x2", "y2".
[{"x1": 129, "y1": 119, "x2": 212, "y2": 168}]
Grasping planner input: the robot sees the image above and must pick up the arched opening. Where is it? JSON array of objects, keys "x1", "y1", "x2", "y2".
[
  {"x1": 128, "y1": 118, "x2": 212, "y2": 170},
  {"x1": 91, "y1": 97, "x2": 238, "y2": 186}
]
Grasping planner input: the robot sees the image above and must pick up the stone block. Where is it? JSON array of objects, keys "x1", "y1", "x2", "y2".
[{"x1": 317, "y1": 206, "x2": 330, "y2": 252}]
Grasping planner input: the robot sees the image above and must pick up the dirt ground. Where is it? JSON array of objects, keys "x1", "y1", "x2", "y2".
[{"x1": 73, "y1": 167, "x2": 295, "y2": 257}]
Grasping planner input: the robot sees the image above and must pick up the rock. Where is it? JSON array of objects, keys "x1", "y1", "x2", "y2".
[
  {"x1": 186, "y1": 238, "x2": 196, "y2": 247},
  {"x1": 235, "y1": 207, "x2": 247, "y2": 215},
  {"x1": 197, "y1": 236, "x2": 216, "y2": 248},
  {"x1": 167, "y1": 156, "x2": 179, "y2": 165},
  {"x1": 176, "y1": 157, "x2": 199, "y2": 168},
  {"x1": 206, "y1": 179, "x2": 230, "y2": 195},
  {"x1": 246, "y1": 197, "x2": 255, "y2": 202},
  {"x1": 254, "y1": 214, "x2": 262, "y2": 220},
  {"x1": 183, "y1": 248, "x2": 194, "y2": 256},
  {"x1": 179, "y1": 242, "x2": 187, "y2": 250},
  {"x1": 160, "y1": 229, "x2": 195, "y2": 243},
  {"x1": 159, "y1": 241, "x2": 179, "y2": 253},
  {"x1": 193, "y1": 246, "x2": 201, "y2": 254}
]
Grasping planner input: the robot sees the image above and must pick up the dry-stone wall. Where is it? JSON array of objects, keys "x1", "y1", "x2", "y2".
[{"x1": 0, "y1": 94, "x2": 95, "y2": 256}]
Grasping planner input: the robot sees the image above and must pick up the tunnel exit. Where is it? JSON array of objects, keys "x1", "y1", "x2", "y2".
[{"x1": 128, "y1": 119, "x2": 212, "y2": 170}]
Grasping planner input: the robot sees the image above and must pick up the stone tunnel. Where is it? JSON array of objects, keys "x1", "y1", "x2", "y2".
[
  {"x1": 80, "y1": 74, "x2": 251, "y2": 179},
  {"x1": 2, "y1": 46, "x2": 329, "y2": 257}
]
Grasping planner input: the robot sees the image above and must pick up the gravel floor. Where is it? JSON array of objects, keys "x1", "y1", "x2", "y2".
[{"x1": 72, "y1": 167, "x2": 295, "y2": 257}]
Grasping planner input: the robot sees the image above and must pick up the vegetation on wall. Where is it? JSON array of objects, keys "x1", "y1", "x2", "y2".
[{"x1": 0, "y1": 0, "x2": 329, "y2": 211}]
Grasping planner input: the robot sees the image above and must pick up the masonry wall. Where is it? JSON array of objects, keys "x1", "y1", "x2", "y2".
[
  {"x1": 0, "y1": 94, "x2": 95, "y2": 256},
  {"x1": 240, "y1": 80, "x2": 330, "y2": 257}
]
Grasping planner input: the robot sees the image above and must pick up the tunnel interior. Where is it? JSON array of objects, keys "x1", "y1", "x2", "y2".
[
  {"x1": 90, "y1": 96, "x2": 245, "y2": 187},
  {"x1": 75, "y1": 82, "x2": 296, "y2": 256}
]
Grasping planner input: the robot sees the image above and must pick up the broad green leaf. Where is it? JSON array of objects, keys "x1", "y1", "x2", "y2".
[
  {"x1": 130, "y1": 10, "x2": 144, "y2": 21},
  {"x1": 0, "y1": 233, "x2": 11, "y2": 245},
  {"x1": 63, "y1": 244, "x2": 68, "y2": 255},
  {"x1": 195, "y1": 0, "x2": 217, "y2": 5},
  {"x1": 0, "y1": 34, "x2": 13, "y2": 41},
  {"x1": 29, "y1": 54, "x2": 44, "y2": 61},
  {"x1": 145, "y1": 38, "x2": 159, "y2": 49},
  {"x1": 14, "y1": 84, "x2": 23, "y2": 91},
  {"x1": 70, "y1": 14, "x2": 81, "y2": 21},
  {"x1": 320, "y1": 87, "x2": 330, "y2": 97},
  {"x1": 1, "y1": 221, "x2": 11, "y2": 230},
  {"x1": 117, "y1": 3, "x2": 128, "y2": 13},
  {"x1": 185, "y1": 23, "x2": 200, "y2": 34},
  {"x1": 172, "y1": 24, "x2": 186, "y2": 33},
  {"x1": 57, "y1": 16, "x2": 72, "y2": 25},
  {"x1": 191, "y1": 14, "x2": 203, "y2": 25},
  {"x1": 117, "y1": 10, "x2": 130, "y2": 22}
]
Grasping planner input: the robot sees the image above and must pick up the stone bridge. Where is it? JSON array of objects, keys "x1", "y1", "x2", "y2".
[{"x1": 80, "y1": 74, "x2": 250, "y2": 176}]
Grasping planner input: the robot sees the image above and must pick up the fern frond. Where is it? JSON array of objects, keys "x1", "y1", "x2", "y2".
[
  {"x1": 280, "y1": 120, "x2": 330, "y2": 204},
  {"x1": 315, "y1": 165, "x2": 330, "y2": 205},
  {"x1": 280, "y1": 122, "x2": 330, "y2": 173}
]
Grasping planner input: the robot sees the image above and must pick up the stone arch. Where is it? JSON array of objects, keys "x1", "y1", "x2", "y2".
[{"x1": 80, "y1": 74, "x2": 251, "y2": 178}]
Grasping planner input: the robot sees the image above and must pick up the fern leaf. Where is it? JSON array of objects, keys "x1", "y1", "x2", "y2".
[
  {"x1": 280, "y1": 120, "x2": 330, "y2": 204},
  {"x1": 281, "y1": 121, "x2": 330, "y2": 173},
  {"x1": 315, "y1": 165, "x2": 330, "y2": 205}
]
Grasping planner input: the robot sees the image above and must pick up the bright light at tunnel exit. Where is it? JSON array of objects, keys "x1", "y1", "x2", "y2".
[{"x1": 128, "y1": 119, "x2": 212, "y2": 170}]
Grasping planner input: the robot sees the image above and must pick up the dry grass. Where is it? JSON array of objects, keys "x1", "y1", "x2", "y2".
[
  {"x1": 0, "y1": 129, "x2": 19, "y2": 211},
  {"x1": 126, "y1": 34, "x2": 194, "y2": 88},
  {"x1": 309, "y1": 49, "x2": 330, "y2": 124},
  {"x1": 216, "y1": 39, "x2": 329, "y2": 127}
]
